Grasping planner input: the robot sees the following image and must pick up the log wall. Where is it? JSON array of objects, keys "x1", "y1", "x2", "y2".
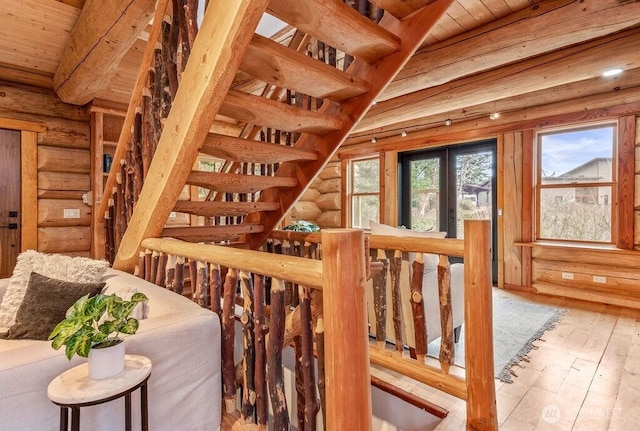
[
  {"x1": 337, "y1": 107, "x2": 640, "y2": 309},
  {"x1": 289, "y1": 159, "x2": 342, "y2": 228},
  {"x1": 0, "y1": 82, "x2": 92, "y2": 256}
]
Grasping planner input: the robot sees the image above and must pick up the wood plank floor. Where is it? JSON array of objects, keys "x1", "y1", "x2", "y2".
[{"x1": 373, "y1": 288, "x2": 640, "y2": 430}]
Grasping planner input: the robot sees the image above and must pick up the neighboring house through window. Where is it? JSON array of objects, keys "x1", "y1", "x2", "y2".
[{"x1": 536, "y1": 123, "x2": 617, "y2": 243}]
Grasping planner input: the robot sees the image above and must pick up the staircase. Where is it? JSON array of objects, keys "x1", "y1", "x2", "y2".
[{"x1": 113, "y1": 0, "x2": 454, "y2": 271}]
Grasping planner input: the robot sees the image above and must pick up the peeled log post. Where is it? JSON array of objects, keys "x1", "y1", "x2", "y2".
[
  {"x1": 223, "y1": 268, "x2": 238, "y2": 414},
  {"x1": 322, "y1": 229, "x2": 371, "y2": 431},
  {"x1": 143, "y1": 250, "x2": 153, "y2": 282},
  {"x1": 389, "y1": 250, "x2": 403, "y2": 355},
  {"x1": 437, "y1": 255, "x2": 454, "y2": 374},
  {"x1": 315, "y1": 316, "x2": 326, "y2": 428},
  {"x1": 464, "y1": 220, "x2": 498, "y2": 430},
  {"x1": 196, "y1": 261, "x2": 209, "y2": 308},
  {"x1": 372, "y1": 250, "x2": 388, "y2": 350},
  {"x1": 188, "y1": 259, "x2": 198, "y2": 299},
  {"x1": 253, "y1": 274, "x2": 268, "y2": 428},
  {"x1": 300, "y1": 286, "x2": 319, "y2": 430},
  {"x1": 174, "y1": 256, "x2": 185, "y2": 295},
  {"x1": 210, "y1": 263, "x2": 222, "y2": 315},
  {"x1": 410, "y1": 254, "x2": 427, "y2": 363},
  {"x1": 150, "y1": 251, "x2": 160, "y2": 284},
  {"x1": 155, "y1": 252, "x2": 168, "y2": 287},
  {"x1": 294, "y1": 337, "x2": 305, "y2": 430},
  {"x1": 267, "y1": 279, "x2": 290, "y2": 430},
  {"x1": 165, "y1": 254, "x2": 176, "y2": 291},
  {"x1": 239, "y1": 270, "x2": 256, "y2": 422}
]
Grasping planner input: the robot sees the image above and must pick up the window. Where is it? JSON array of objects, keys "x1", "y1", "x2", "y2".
[
  {"x1": 536, "y1": 123, "x2": 616, "y2": 243},
  {"x1": 348, "y1": 156, "x2": 381, "y2": 228}
]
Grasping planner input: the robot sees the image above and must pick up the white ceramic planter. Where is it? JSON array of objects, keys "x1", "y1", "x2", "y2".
[{"x1": 88, "y1": 340, "x2": 125, "y2": 380}]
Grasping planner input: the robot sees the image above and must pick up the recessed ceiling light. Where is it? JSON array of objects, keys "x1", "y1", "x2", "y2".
[
  {"x1": 401, "y1": 130, "x2": 408, "y2": 137},
  {"x1": 444, "y1": 119, "x2": 452, "y2": 126},
  {"x1": 603, "y1": 68, "x2": 623, "y2": 77},
  {"x1": 489, "y1": 112, "x2": 500, "y2": 120},
  {"x1": 371, "y1": 136, "x2": 377, "y2": 143}
]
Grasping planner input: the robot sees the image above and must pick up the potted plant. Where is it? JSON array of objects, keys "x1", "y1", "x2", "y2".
[{"x1": 49, "y1": 292, "x2": 148, "y2": 379}]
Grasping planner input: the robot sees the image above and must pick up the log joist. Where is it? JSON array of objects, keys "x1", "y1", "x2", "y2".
[
  {"x1": 173, "y1": 201, "x2": 280, "y2": 218},
  {"x1": 54, "y1": 0, "x2": 157, "y2": 104},
  {"x1": 186, "y1": 171, "x2": 297, "y2": 194},
  {"x1": 381, "y1": 0, "x2": 640, "y2": 101},
  {"x1": 266, "y1": 0, "x2": 400, "y2": 64},
  {"x1": 219, "y1": 90, "x2": 342, "y2": 134},
  {"x1": 161, "y1": 224, "x2": 265, "y2": 242},
  {"x1": 358, "y1": 27, "x2": 640, "y2": 132},
  {"x1": 241, "y1": 34, "x2": 368, "y2": 101},
  {"x1": 200, "y1": 133, "x2": 318, "y2": 164}
]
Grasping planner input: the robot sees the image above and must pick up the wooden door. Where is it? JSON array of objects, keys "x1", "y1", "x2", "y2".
[{"x1": 0, "y1": 129, "x2": 21, "y2": 278}]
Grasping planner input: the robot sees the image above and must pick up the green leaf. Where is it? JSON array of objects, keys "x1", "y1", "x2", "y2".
[{"x1": 118, "y1": 318, "x2": 139, "y2": 335}]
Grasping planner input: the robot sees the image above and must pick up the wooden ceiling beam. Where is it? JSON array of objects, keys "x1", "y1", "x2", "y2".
[
  {"x1": 357, "y1": 28, "x2": 640, "y2": 132},
  {"x1": 186, "y1": 171, "x2": 297, "y2": 194},
  {"x1": 219, "y1": 90, "x2": 342, "y2": 134},
  {"x1": 113, "y1": 0, "x2": 270, "y2": 271},
  {"x1": 266, "y1": 0, "x2": 400, "y2": 63},
  {"x1": 348, "y1": 67, "x2": 640, "y2": 143},
  {"x1": 240, "y1": 34, "x2": 368, "y2": 101},
  {"x1": 201, "y1": 133, "x2": 318, "y2": 164},
  {"x1": 381, "y1": 0, "x2": 640, "y2": 101},
  {"x1": 53, "y1": 0, "x2": 157, "y2": 105}
]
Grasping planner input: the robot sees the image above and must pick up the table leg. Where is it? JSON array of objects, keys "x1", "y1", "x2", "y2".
[
  {"x1": 71, "y1": 407, "x2": 80, "y2": 431},
  {"x1": 141, "y1": 381, "x2": 149, "y2": 431},
  {"x1": 125, "y1": 393, "x2": 132, "y2": 431},
  {"x1": 60, "y1": 407, "x2": 68, "y2": 431}
]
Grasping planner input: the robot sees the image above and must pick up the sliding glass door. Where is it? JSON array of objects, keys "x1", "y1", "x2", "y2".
[{"x1": 399, "y1": 140, "x2": 497, "y2": 281}]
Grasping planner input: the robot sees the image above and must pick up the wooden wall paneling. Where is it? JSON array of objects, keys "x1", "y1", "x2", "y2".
[
  {"x1": 618, "y1": 115, "x2": 636, "y2": 249},
  {"x1": 37, "y1": 145, "x2": 90, "y2": 174},
  {"x1": 0, "y1": 83, "x2": 89, "y2": 122},
  {"x1": 532, "y1": 245, "x2": 640, "y2": 270},
  {"x1": 521, "y1": 130, "x2": 534, "y2": 287},
  {"x1": 635, "y1": 116, "x2": 640, "y2": 249},
  {"x1": 38, "y1": 199, "x2": 91, "y2": 227},
  {"x1": 20, "y1": 131, "x2": 38, "y2": 251},
  {"x1": 38, "y1": 226, "x2": 91, "y2": 253},
  {"x1": 340, "y1": 159, "x2": 348, "y2": 228},
  {"x1": 0, "y1": 118, "x2": 46, "y2": 133},
  {"x1": 501, "y1": 132, "x2": 523, "y2": 286},
  {"x1": 37, "y1": 120, "x2": 90, "y2": 149},
  {"x1": 383, "y1": 151, "x2": 396, "y2": 226},
  {"x1": 91, "y1": 111, "x2": 105, "y2": 259}
]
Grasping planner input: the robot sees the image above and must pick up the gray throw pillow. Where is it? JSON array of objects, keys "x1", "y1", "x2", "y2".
[{"x1": 2, "y1": 272, "x2": 105, "y2": 341}]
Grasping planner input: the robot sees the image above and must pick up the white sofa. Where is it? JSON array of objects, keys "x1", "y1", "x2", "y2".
[{"x1": 0, "y1": 268, "x2": 221, "y2": 431}]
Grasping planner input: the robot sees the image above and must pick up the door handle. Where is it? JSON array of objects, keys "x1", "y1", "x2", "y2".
[{"x1": 0, "y1": 223, "x2": 18, "y2": 230}]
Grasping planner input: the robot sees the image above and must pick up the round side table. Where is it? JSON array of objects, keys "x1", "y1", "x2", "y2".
[{"x1": 47, "y1": 355, "x2": 152, "y2": 431}]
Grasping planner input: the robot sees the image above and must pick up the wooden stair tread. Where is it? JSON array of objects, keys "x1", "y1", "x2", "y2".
[
  {"x1": 267, "y1": 0, "x2": 400, "y2": 63},
  {"x1": 368, "y1": 0, "x2": 435, "y2": 19},
  {"x1": 241, "y1": 33, "x2": 368, "y2": 101},
  {"x1": 200, "y1": 133, "x2": 318, "y2": 164},
  {"x1": 186, "y1": 171, "x2": 297, "y2": 194},
  {"x1": 173, "y1": 201, "x2": 279, "y2": 217},
  {"x1": 219, "y1": 90, "x2": 342, "y2": 134},
  {"x1": 161, "y1": 224, "x2": 264, "y2": 242}
]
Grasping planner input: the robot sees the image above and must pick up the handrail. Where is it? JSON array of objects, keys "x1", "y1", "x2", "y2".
[{"x1": 140, "y1": 237, "x2": 322, "y2": 288}]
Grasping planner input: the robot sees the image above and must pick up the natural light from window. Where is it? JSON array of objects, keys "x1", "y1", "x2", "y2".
[
  {"x1": 536, "y1": 124, "x2": 616, "y2": 243},
  {"x1": 349, "y1": 157, "x2": 380, "y2": 229}
]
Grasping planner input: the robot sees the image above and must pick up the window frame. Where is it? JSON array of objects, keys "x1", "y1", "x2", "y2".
[
  {"x1": 534, "y1": 122, "x2": 618, "y2": 245},
  {"x1": 344, "y1": 154, "x2": 384, "y2": 229}
]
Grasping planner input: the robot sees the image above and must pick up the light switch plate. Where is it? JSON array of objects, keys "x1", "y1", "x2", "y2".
[{"x1": 63, "y1": 209, "x2": 81, "y2": 219}]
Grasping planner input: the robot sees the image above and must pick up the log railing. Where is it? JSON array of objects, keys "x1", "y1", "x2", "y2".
[
  {"x1": 137, "y1": 229, "x2": 371, "y2": 430},
  {"x1": 267, "y1": 220, "x2": 498, "y2": 430}
]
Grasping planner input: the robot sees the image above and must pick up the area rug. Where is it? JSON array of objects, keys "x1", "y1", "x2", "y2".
[{"x1": 427, "y1": 289, "x2": 566, "y2": 383}]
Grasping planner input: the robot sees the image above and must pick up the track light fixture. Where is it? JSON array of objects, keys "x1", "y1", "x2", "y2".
[
  {"x1": 489, "y1": 112, "x2": 500, "y2": 120},
  {"x1": 401, "y1": 130, "x2": 408, "y2": 137},
  {"x1": 444, "y1": 119, "x2": 452, "y2": 126},
  {"x1": 371, "y1": 136, "x2": 377, "y2": 144}
]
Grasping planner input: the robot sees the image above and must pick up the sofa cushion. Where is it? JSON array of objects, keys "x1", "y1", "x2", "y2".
[
  {"x1": 2, "y1": 272, "x2": 105, "y2": 341},
  {"x1": 369, "y1": 221, "x2": 447, "y2": 273},
  {"x1": 0, "y1": 251, "x2": 109, "y2": 331}
]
